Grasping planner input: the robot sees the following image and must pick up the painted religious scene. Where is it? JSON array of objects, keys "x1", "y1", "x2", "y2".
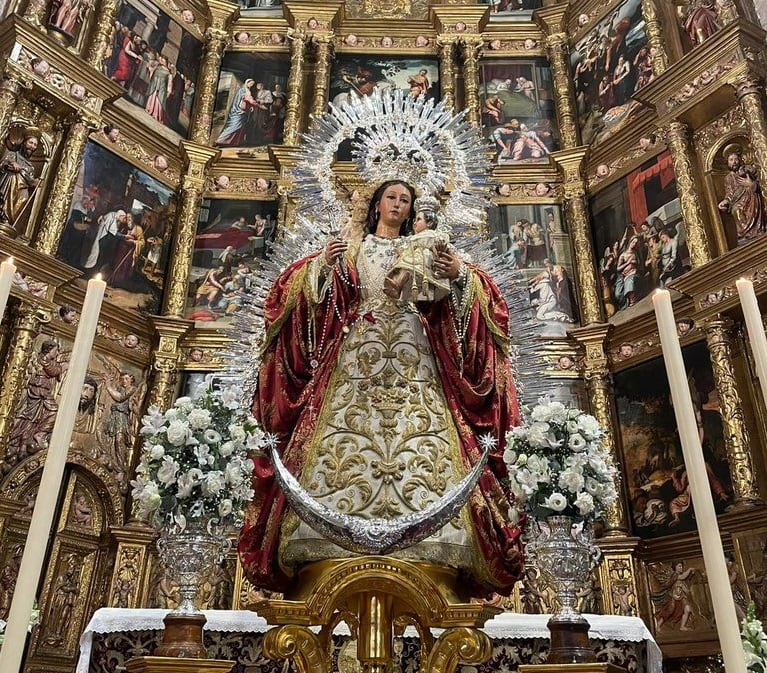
[
  {"x1": 488, "y1": 204, "x2": 578, "y2": 336},
  {"x1": 211, "y1": 53, "x2": 291, "y2": 149},
  {"x1": 571, "y1": 0, "x2": 651, "y2": 146},
  {"x1": 185, "y1": 198, "x2": 279, "y2": 327},
  {"x1": 614, "y1": 341, "x2": 734, "y2": 540},
  {"x1": 0, "y1": 333, "x2": 147, "y2": 493},
  {"x1": 480, "y1": 0, "x2": 542, "y2": 15},
  {"x1": 105, "y1": 0, "x2": 202, "y2": 136},
  {"x1": 56, "y1": 141, "x2": 176, "y2": 313},
  {"x1": 481, "y1": 59, "x2": 558, "y2": 165},
  {"x1": 590, "y1": 151, "x2": 687, "y2": 319}
]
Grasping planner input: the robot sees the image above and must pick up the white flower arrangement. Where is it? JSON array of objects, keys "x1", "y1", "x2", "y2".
[
  {"x1": 742, "y1": 602, "x2": 767, "y2": 673},
  {"x1": 504, "y1": 397, "x2": 619, "y2": 522},
  {"x1": 0, "y1": 603, "x2": 40, "y2": 647},
  {"x1": 131, "y1": 384, "x2": 263, "y2": 531}
]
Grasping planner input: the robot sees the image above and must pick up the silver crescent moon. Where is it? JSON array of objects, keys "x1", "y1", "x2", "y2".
[{"x1": 268, "y1": 443, "x2": 489, "y2": 555}]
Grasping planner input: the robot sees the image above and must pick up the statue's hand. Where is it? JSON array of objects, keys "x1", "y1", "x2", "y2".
[
  {"x1": 324, "y1": 237, "x2": 348, "y2": 266},
  {"x1": 717, "y1": 199, "x2": 729, "y2": 210}
]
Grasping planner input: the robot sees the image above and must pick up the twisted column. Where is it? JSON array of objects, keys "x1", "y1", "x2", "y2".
[
  {"x1": 705, "y1": 319, "x2": 762, "y2": 508},
  {"x1": 641, "y1": 0, "x2": 668, "y2": 76},
  {"x1": 310, "y1": 33, "x2": 333, "y2": 119},
  {"x1": 283, "y1": 29, "x2": 307, "y2": 146},
  {"x1": 85, "y1": 0, "x2": 121, "y2": 70},
  {"x1": 459, "y1": 36, "x2": 482, "y2": 127},
  {"x1": 734, "y1": 75, "x2": 767, "y2": 182},
  {"x1": 161, "y1": 142, "x2": 218, "y2": 318},
  {"x1": 553, "y1": 148, "x2": 603, "y2": 325},
  {"x1": 0, "y1": 73, "x2": 30, "y2": 146},
  {"x1": 437, "y1": 37, "x2": 456, "y2": 111},
  {"x1": 663, "y1": 121, "x2": 712, "y2": 267},
  {"x1": 33, "y1": 113, "x2": 100, "y2": 256}
]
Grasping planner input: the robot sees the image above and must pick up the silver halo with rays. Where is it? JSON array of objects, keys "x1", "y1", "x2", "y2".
[
  {"x1": 268, "y1": 442, "x2": 489, "y2": 555},
  {"x1": 292, "y1": 88, "x2": 494, "y2": 235}
]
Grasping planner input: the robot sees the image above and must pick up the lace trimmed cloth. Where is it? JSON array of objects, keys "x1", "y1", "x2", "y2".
[{"x1": 77, "y1": 608, "x2": 661, "y2": 673}]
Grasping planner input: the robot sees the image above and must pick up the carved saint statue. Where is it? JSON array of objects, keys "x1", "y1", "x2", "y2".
[
  {"x1": 717, "y1": 147, "x2": 767, "y2": 242},
  {"x1": 0, "y1": 128, "x2": 42, "y2": 235}
]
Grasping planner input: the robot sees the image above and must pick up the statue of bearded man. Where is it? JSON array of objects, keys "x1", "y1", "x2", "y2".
[{"x1": 0, "y1": 130, "x2": 41, "y2": 235}]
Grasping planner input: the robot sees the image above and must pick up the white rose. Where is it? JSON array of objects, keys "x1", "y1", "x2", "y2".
[
  {"x1": 202, "y1": 471, "x2": 226, "y2": 497},
  {"x1": 575, "y1": 492, "x2": 595, "y2": 516},
  {"x1": 188, "y1": 468, "x2": 204, "y2": 484},
  {"x1": 543, "y1": 492, "x2": 568, "y2": 512},
  {"x1": 527, "y1": 422, "x2": 550, "y2": 447},
  {"x1": 149, "y1": 444, "x2": 165, "y2": 460},
  {"x1": 547, "y1": 401, "x2": 567, "y2": 424},
  {"x1": 225, "y1": 462, "x2": 244, "y2": 486},
  {"x1": 568, "y1": 433, "x2": 587, "y2": 452},
  {"x1": 204, "y1": 429, "x2": 221, "y2": 444},
  {"x1": 219, "y1": 441, "x2": 235, "y2": 457},
  {"x1": 166, "y1": 419, "x2": 190, "y2": 446},
  {"x1": 218, "y1": 499, "x2": 233, "y2": 517},
  {"x1": 577, "y1": 414, "x2": 601, "y2": 439},
  {"x1": 502, "y1": 448, "x2": 517, "y2": 465},
  {"x1": 157, "y1": 457, "x2": 180, "y2": 485},
  {"x1": 565, "y1": 419, "x2": 579, "y2": 434},
  {"x1": 174, "y1": 396, "x2": 193, "y2": 411},
  {"x1": 187, "y1": 408, "x2": 212, "y2": 430},
  {"x1": 164, "y1": 408, "x2": 179, "y2": 421},
  {"x1": 558, "y1": 468, "x2": 585, "y2": 493},
  {"x1": 228, "y1": 424, "x2": 246, "y2": 442}
]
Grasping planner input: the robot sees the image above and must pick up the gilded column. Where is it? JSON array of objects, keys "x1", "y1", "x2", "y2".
[
  {"x1": 283, "y1": 28, "x2": 307, "y2": 146},
  {"x1": 0, "y1": 73, "x2": 30, "y2": 145},
  {"x1": 459, "y1": 36, "x2": 482, "y2": 127},
  {"x1": 437, "y1": 37, "x2": 456, "y2": 111},
  {"x1": 310, "y1": 33, "x2": 333, "y2": 119},
  {"x1": 733, "y1": 75, "x2": 767, "y2": 182},
  {"x1": 641, "y1": 0, "x2": 668, "y2": 76},
  {"x1": 145, "y1": 317, "x2": 192, "y2": 412},
  {"x1": 543, "y1": 31, "x2": 578, "y2": 148},
  {"x1": 0, "y1": 305, "x2": 51, "y2": 462},
  {"x1": 552, "y1": 148, "x2": 603, "y2": 325},
  {"x1": 571, "y1": 324, "x2": 630, "y2": 535},
  {"x1": 705, "y1": 318, "x2": 762, "y2": 508},
  {"x1": 32, "y1": 113, "x2": 100, "y2": 256},
  {"x1": 85, "y1": 0, "x2": 121, "y2": 70},
  {"x1": 161, "y1": 142, "x2": 218, "y2": 318},
  {"x1": 663, "y1": 121, "x2": 712, "y2": 267},
  {"x1": 189, "y1": 1, "x2": 239, "y2": 145}
]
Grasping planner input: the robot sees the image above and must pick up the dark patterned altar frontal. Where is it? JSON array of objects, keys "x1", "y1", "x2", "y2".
[
  {"x1": 570, "y1": 0, "x2": 650, "y2": 146},
  {"x1": 56, "y1": 141, "x2": 175, "y2": 313},
  {"x1": 589, "y1": 151, "x2": 686, "y2": 318},
  {"x1": 480, "y1": 59, "x2": 558, "y2": 165},
  {"x1": 105, "y1": 0, "x2": 202, "y2": 136},
  {"x1": 614, "y1": 342, "x2": 734, "y2": 540},
  {"x1": 211, "y1": 53, "x2": 291, "y2": 149},
  {"x1": 185, "y1": 198, "x2": 279, "y2": 327}
]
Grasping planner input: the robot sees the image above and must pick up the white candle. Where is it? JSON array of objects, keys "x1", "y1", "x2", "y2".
[
  {"x1": 736, "y1": 278, "x2": 767, "y2": 405},
  {"x1": 0, "y1": 275, "x2": 106, "y2": 673},
  {"x1": 652, "y1": 289, "x2": 746, "y2": 673},
  {"x1": 0, "y1": 256, "x2": 16, "y2": 322}
]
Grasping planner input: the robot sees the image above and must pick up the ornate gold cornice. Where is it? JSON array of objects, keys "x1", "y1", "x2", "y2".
[
  {"x1": 429, "y1": 5, "x2": 490, "y2": 35},
  {"x1": 283, "y1": 0, "x2": 345, "y2": 30}
]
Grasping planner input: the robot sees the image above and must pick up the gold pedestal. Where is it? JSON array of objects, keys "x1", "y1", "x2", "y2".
[
  {"x1": 125, "y1": 657, "x2": 235, "y2": 673},
  {"x1": 520, "y1": 664, "x2": 625, "y2": 673},
  {"x1": 257, "y1": 556, "x2": 500, "y2": 673}
]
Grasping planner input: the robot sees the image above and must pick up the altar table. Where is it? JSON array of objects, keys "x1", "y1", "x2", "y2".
[{"x1": 77, "y1": 608, "x2": 662, "y2": 673}]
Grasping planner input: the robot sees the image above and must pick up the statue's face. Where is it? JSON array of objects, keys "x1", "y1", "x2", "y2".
[
  {"x1": 727, "y1": 152, "x2": 742, "y2": 170},
  {"x1": 22, "y1": 136, "x2": 38, "y2": 157}
]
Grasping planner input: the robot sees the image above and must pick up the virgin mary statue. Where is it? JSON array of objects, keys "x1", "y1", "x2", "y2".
[{"x1": 238, "y1": 91, "x2": 525, "y2": 597}]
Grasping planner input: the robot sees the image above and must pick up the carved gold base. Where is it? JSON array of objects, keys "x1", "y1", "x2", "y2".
[
  {"x1": 520, "y1": 664, "x2": 625, "y2": 673},
  {"x1": 257, "y1": 556, "x2": 500, "y2": 673},
  {"x1": 125, "y1": 656, "x2": 235, "y2": 673}
]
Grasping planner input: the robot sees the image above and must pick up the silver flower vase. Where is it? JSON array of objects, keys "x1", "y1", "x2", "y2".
[
  {"x1": 154, "y1": 521, "x2": 231, "y2": 658},
  {"x1": 526, "y1": 515, "x2": 601, "y2": 664}
]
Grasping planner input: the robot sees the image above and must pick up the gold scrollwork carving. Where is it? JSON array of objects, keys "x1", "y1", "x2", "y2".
[
  {"x1": 163, "y1": 183, "x2": 202, "y2": 318},
  {"x1": 85, "y1": 0, "x2": 121, "y2": 70},
  {"x1": 425, "y1": 628, "x2": 492, "y2": 673},
  {"x1": 263, "y1": 625, "x2": 329, "y2": 673},
  {"x1": 543, "y1": 32, "x2": 578, "y2": 148},
  {"x1": 734, "y1": 75, "x2": 767, "y2": 187},
  {"x1": 437, "y1": 37, "x2": 456, "y2": 112},
  {"x1": 704, "y1": 319, "x2": 762, "y2": 507},
  {"x1": 662, "y1": 121, "x2": 712, "y2": 267},
  {"x1": 458, "y1": 36, "x2": 482, "y2": 127},
  {"x1": 189, "y1": 28, "x2": 233, "y2": 144},
  {"x1": 605, "y1": 557, "x2": 639, "y2": 616},
  {"x1": 641, "y1": 0, "x2": 668, "y2": 76},
  {"x1": 310, "y1": 34, "x2": 334, "y2": 119}
]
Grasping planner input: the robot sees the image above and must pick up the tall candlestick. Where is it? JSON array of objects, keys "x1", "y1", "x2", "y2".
[
  {"x1": 652, "y1": 289, "x2": 746, "y2": 673},
  {"x1": 736, "y1": 277, "x2": 767, "y2": 405},
  {"x1": 0, "y1": 275, "x2": 106, "y2": 673},
  {"x1": 0, "y1": 256, "x2": 16, "y2": 322}
]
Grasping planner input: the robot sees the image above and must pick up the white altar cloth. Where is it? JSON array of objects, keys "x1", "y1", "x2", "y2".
[{"x1": 77, "y1": 608, "x2": 662, "y2": 673}]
